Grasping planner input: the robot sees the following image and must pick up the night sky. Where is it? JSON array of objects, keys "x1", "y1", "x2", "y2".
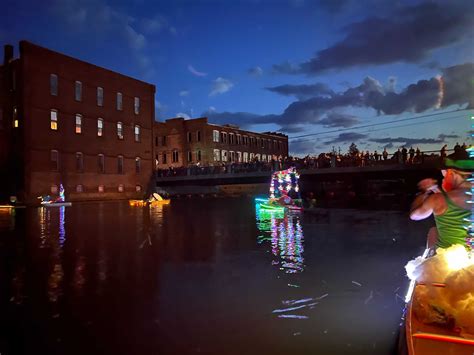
[{"x1": 1, "y1": 0, "x2": 473, "y2": 155}]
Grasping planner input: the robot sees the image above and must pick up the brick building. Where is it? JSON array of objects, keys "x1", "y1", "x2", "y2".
[
  {"x1": 153, "y1": 117, "x2": 288, "y2": 168},
  {"x1": 0, "y1": 41, "x2": 155, "y2": 204}
]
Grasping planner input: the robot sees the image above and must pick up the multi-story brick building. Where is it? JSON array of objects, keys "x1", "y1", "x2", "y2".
[
  {"x1": 0, "y1": 41, "x2": 155, "y2": 204},
  {"x1": 153, "y1": 117, "x2": 288, "y2": 168}
]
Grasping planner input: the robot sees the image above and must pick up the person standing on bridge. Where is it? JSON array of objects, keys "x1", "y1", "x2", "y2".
[
  {"x1": 382, "y1": 148, "x2": 388, "y2": 161},
  {"x1": 409, "y1": 149, "x2": 472, "y2": 249}
]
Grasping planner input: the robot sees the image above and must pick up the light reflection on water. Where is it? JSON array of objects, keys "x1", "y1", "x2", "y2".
[{"x1": 256, "y1": 207, "x2": 305, "y2": 273}]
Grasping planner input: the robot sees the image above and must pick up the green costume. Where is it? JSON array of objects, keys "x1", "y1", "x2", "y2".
[{"x1": 434, "y1": 190, "x2": 470, "y2": 248}]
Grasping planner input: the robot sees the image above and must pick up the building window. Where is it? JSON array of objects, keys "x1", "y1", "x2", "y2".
[
  {"x1": 98, "y1": 154, "x2": 105, "y2": 173},
  {"x1": 197, "y1": 150, "x2": 202, "y2": 161},
  {"x1": 172, "y1": 150, "x2": 179, "y2": 163},
  {"x1": 213, "y1": 130, "x2": 219, "y2": 143},
  {"x1": 134, "y1": 97, "x2": 140, "y2": 114},
  {"x1": 229, "y1": 133, "x2": 234, "y2": 145},
  {"x1": 220, "y1": 132, "x2": 227, "y2": 144},
  {"x1": 97, "y1": 118, "x2": 104, "y2": 136},
  {"x1": 118, "y1": 184, "x2": 124, "y2": 193},
  {"x1": 213, "y1": 149, "x2": 220, "y2": 162},
  {"x1": 97, "y1": 87, "x2": 104, "y2": 106},
  {"x1": 75, "y1": 81, "x2": 82, "y2": 101},
  {"x1": 50, "y1": 74, "x2": 58, "y2": 96},
  {"x1": 117, "y1": 92, "x2": 122, "y2": 110},
  {"x1": 155, "y1": 137, "x2": 158, "y2": 146},
  {"x1": 76, "y1": 185, "x2": 83, "y2": 193},
  {"x1": 230, "y1": 151, "x2": 235, "y2": 162},
  {"x1": 187, "y1": 151, "x2": 192, "y2": 162},
  {"x1": 237, "y1": 151, "x2": 242, "y2": 162},
  {"x1": 135, "y1": 157, "x2": 141, "y2": 173},
  {"x1": 162, "y1": 135, "x2": 167, "y2": 146},
  {"x1": 117, "y1": 122, "x2": 123, "y2": 139},
  {"x1": 50, "y1": 110, "x2": 58, "y2": 130},
  {"x1": 51, "y1": 185, "x2": 58, "y2": 194},
  {"x1": 243, "y1": 152, "x2": 249, "y2": 162},
  {"x1": 76, "y1": 152, "x2": 84, "y2": 172},
  {"x1": 250, "y1": 153, "x2": 255, "y2": 161},
  {"x1": 236, "y1": 134, "x2": 241, "y2": 145},
  {"x1": 136, "y1": 185, "x2": 142, "y2": 192},
  {"x1": 75, "y1": 114, "x2": 82, "y2": 134},
  {"x1": 196, "y1": 131, "x2": 201, "y2": 142},
  {"x1": 98, "y1": 185, "x2": 105, "y2": 193},
  {"x1": 162, "y1": 152, "x2": 167, "y2": 164},
  {"x1": 187, "y1": 131, "x2": 192, "y2": 143},
  {"x1": 51, "y1": 150, "x2": 59, "y2": 171},
  {"x1": 134, "y1": 125, "x2": 140, "y2": 142},
  {"x1": 222, "y1": 150, "x2": 228, "y2": 162},
  {"x1": 13, "y1": 107, "x2": 18, "y2": 128},
  {"x1": 117, "y1": 155, "x2": 124, "y2": 174}
]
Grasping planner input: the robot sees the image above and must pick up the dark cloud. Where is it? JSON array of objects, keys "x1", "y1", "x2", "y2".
[
  {"x1": 266, "y1": 83, "x2": 334, "y2": 100},
  {"x1": 289, "y1": 138, "x2": 320, "y2": 155},
  {"x1": 438, "y1": 133, "x2": 460, "y2": 140},
  {"x1": 318, "y1": 112, "x2": 359, "y2": 128},
  {"x1": 273, "y1": 2, "x2": 473, "y2": 75},
  {"x1": 369, "y1": 136, "x2": 444, "y2": 147},
  {"x1": 325, "y1": 132, "x2": 367, "y2": 144}
]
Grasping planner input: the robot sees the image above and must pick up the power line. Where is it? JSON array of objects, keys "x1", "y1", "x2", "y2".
[
  {"x1": 288, "y1": 109, "x2": 472, "y2": 140},
  {"x1": 290, "y1": 114, "x2": 467, "y2": 145}
]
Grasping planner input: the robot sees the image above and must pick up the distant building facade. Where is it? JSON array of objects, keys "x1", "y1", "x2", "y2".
[
  {"x1": 0, "y1": 41, "x2": 155, "y2": 204},
  {"x1": 153, "y1": 117, "x2": 288, "y2": 168}
]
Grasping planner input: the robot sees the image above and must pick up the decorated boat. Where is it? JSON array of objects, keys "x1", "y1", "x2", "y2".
[
  {"x1": 39, "y1": 184, "x2": 72, "y2": 207},
  {"x1": 129, "y1": 193, "x2": 170, "y2": 207},
  {"x1": 255, "y1": 167, "x2": 303, "y2": 213}
]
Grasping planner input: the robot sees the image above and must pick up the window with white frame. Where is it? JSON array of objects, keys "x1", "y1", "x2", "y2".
[
  {"x1": 236, "y1": 134, "x2": 241, "y2": 145},
  {"x1": 75, "y1": 81, "x2": 82, "y2": 101},
  {"x1": 51, "y1": 150, "x2": 59, "y2": 171},
  {"x1": 213, "y1": 149, "x2": 220, "y2": 161},
  {"x1": 97, "y1": 87, "x2": 104, "y2": 106},
  {"x1": 250, "y1": 153, "x2": 255, "y2": 161},
  {"x1": 75, "y1": 114, "x2": 82, "y2": 134},
  {"x1": 243, "y1": 152, "x2": 249, "y2": 162},
  {"x1": 213, "y1": 130, "x2": 219, "y2": 142},
  {"x1": 221, "y1": 150, "x2": 228, "y2": 162},
  {"x1": 237, "y1": 151, "x2": 242, "y2": 162},
  {"x1": 255, "y1": 154, "x2": 261, "y2": 161},
  {"x1": 134, "y1": 125, "x2": 140, "y2": 142},
  {"x1": 230, "y1": 151, "x2": 235, "y2": 162},
  {"x1": 229, "y1": 133, "x2": 234, "y2": 144},
  {"x1": 220, "y1": 132, "x2": 227, "y2": 144},
  {"x1": 134, "y1": 97, "x2": 140, "y2": 114},
  {"x1": 117, "y1": 122, "x2": 123, "y2": 139},
  {"x1": 172, "y1": 150, "x2": 179, "y2": 163},
  {"x1": 97, "y1": 118, "x2": 104, "y2": 136},
  {"x1": 117, "y1": 92, "x2": 123, "y2": 110},
  {"x1": 50, "y1": 110, "x2": 58, "y2": 130},
  {"x1": 76, "y1": 152, "x2": 84, "y2": 172},
  {"x1": 50, "y1": 74, "x2": 58, "y2": 96}
]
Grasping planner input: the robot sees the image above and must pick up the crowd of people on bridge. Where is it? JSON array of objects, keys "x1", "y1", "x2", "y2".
[{"x1": 156, "y1": 142, "x2": 469, "y2": 177}]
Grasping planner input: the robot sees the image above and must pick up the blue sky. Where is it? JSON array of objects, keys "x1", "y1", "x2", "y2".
[{"x1": 1, "y1": 0, "x2": 473, "y2": 155}]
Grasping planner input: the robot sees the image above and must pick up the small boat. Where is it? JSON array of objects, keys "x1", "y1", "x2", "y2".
[
  {"x1": 129, "y1": 193, "x2": 170, "y2": 207},
  {"x1": 41, "y1": 201, "x2": 72, "y2": 207}
]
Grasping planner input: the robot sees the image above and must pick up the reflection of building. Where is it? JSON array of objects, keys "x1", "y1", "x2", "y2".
[
  {"x1": 0, "y1": 42, "x2": 155, "y2": 203},
  {"x1": 153, "y1": 117, "x2": 288, "y2": 168},
  {"x1": 256, "y1": 209, "x2": 305, "y2": 273}
]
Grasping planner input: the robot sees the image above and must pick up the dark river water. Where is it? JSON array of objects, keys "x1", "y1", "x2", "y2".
[{"x1": 0, "y1": 198, "x2": 432, "y2": 355}]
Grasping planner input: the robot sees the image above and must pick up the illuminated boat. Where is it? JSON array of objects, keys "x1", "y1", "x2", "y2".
[
  {"x1": 41, "y1": 201, "x2": 72, "y2": 207},
  {"x1": 129, "y1": 193, "x2": 170, "y2": 207},
  {"x1": 254, "y1": 167, "x2": 304, "y2": 213},
  {"x1": 38, "y1": 184, "x2": 72, "y2": 207}
]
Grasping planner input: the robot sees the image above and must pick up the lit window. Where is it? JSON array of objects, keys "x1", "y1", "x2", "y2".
[
  {"x1": 117, "y1": 92, "x2": 122, "y2": 110},
  {"x1": 134, "y1": 97, "x2": 140, "y2": 114},
  {"x1": 187, "y1": 151, "x2": 192, "y2": 162},
  {"x1": 51, "y1": 150, "x2": 59, "y2": 171},
  {"x1": 117, "y1": 155, "x2": 124, "y2": 174},
  {"x1": 76, "y1": 185, "x2": 83, "y2": 193},
  {"x1": 135, "y1": 157, "x2": 141, "y2": 173},
  {"x1": 213, "y1": 149, "x2": 220, "y2": 162},
  {"x1": 75, "y1": 114, "x2": 82, "y2": 134},
  {"x1": 187, "y1": 132, "x2": 192, "y2": 142},
  {"x1": 172, "y1": 150, "x2": 179, "y2": 163},
  {"x1": 97, "y1": 87, "x2": 103, "y2": 106},
  {"x1": 196, "y1": 131, "x2": 201, "y2": 142},
  {"x1": 50, "y1": 110, "x2": 58, "y2": 130},
  {"x1": 118, "y1": 184, "x2": 124, "y2": 193},
  {"x1": 197, "y1": 150, "x2": 201, "y2": 161},
  {"x1": 98, "y1": 154, "x2": 105, "y2": 173},
  {"x1": 213, "y1": 130, "x2": 219, "y2": 143},
  {"x1": 51, "y1": 185, "x2": 58, "y2": 194},
  {"x1": 98, "y1": 185, "x2": 105, "y2": 193},
  {"x1": 50, "y1": 74, "x2": 58, "y2": 96},
  {"x1": 117, "y1": 122, "x2": 123, "y2": 139},
  {"x1": 76, "y1": 152, "x2": 83, "y2": 172},
  {"x1": 134, "y1": 125, "x2": 140, "y2": 142},
  {"x1": 135, "y1": 185, "x2": 142, "y2": 192},
  {"x1": 13, "y1": 107, "x2": 18, "y2": 128},
  {"x1": 97, "y1": 118, "x2": 103, "y2": 136},
  {"x1": 222, "y1": 150, "x2": 228, "y2": 162},
  {"x1": 75, "y1": 81, "x2": 82, "y2": 101},
  {"x1": 162, "y1": 152, "x2": 167, "y2": 164}
]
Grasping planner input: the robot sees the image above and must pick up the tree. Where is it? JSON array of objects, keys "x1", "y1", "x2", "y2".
[{"x1": 349, "y1": 143, "x2": 359, "y2": 156}]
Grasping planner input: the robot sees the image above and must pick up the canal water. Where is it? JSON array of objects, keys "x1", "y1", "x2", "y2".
[{"x1": 0, "y1": 198, "x2": 432, "y2": 355}]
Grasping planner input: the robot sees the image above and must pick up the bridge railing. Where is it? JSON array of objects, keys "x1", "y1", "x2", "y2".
[{"x1": 155, "y1": 149, "x2": 457, "y2": 178}]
